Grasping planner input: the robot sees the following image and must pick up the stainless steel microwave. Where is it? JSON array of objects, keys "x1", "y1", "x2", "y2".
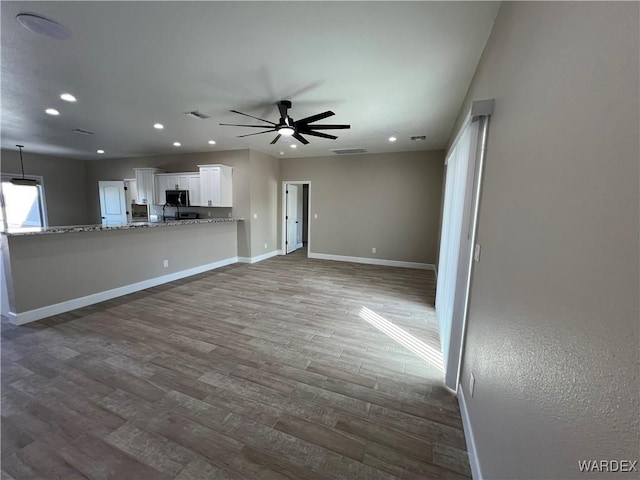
[{"x1": 165, "y1": 190, "x2": 189, "y2": 206}]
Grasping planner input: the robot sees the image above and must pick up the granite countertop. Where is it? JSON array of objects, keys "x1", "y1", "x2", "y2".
[{"x1": 2, "y1": 218, "x2": 244, "y2": 236}]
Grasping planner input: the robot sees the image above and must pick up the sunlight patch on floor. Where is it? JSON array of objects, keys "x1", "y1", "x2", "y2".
[{"x1": 359, "y1": 306, "x2": 444, "y2": 372}]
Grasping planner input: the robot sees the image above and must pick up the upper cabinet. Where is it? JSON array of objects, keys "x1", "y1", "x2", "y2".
[
  {"x1": 198, "y1": 165, "x2": 233, "y2": 207},
  {"x1": 154, "y1": 172, "x2": 201, "y2": 205},
  {"x1": 133, "y1": 168, "x2": 163, "y2": 205}
]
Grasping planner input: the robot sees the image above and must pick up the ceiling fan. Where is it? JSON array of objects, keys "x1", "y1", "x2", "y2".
[{"x1": 220, "y1": 100, "x2": 350, "y2": 145}]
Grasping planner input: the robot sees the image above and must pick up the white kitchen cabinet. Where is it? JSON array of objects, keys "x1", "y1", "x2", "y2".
[
  {"x1": 198, "y1": 164, "x2": 233, "y2": 207},
  {"x1": 155, "y1": 172, "x2": 200, "y2": 205},
  {"x1": 187, "y1": 175, "x2": 201, "y2": 206},
  {"x1": 133, "y1": 168, "x2": 163, "y2": 205}
]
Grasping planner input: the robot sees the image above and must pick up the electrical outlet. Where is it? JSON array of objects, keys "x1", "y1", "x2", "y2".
[
  {"x1": 253, "y1": 213, "x2": 258, "y2": 219},
  {"x1": 372, "y1": 247, "x2": 376, "y2": 254},
  {"x1": 264, "y1": 243, "x2": 268, "y2": 249},
  {"x1": 314, "y1": 213, "x2": 318, "y2": 219},
  {"x1": 469, "y1": 372, "x2": 476, "y2": 398},
  {"x1": 163, "y1": 259, "x2": 169, "y2": 268}
]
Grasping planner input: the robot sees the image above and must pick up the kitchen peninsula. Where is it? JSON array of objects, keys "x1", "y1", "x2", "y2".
[{"x1": 1, "y1": 218, "x2": 243, "y2": 324}]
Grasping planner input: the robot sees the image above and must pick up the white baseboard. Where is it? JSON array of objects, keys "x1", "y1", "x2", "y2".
[
  {"x1": 458, "y1": 385, "x2": 482, "y2": 479},
  {"x1": 308, "y1": 252, "x2": 435, "y2": 270},
  {"x1": 8, "y1": 256, "x2": 239, "y2": 325},
  {"x1": 237, "y1": 250, "x2": 282, "y2": 264}
]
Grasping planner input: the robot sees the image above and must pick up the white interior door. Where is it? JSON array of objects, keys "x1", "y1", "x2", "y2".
[
  {"x1": 286, "y1": 184, "x2": 299, "y2": 254},
  {"x1": 99, "y1": 181, "x2": 128, "y2": 225}
]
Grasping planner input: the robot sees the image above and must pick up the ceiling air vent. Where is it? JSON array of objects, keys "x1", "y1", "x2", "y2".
[
  {"x1": 411, "y1": 135, "x2": 426, "y2": 141},
  {"x1": 73, "y1": 128, "x2": 94, "y2": 135},
  {"x1": 184, "y1": 110, "x2": 211, "y2": 119},
  {"x1": 331, "y1": 148, "x2": 367, "y2": 155}
]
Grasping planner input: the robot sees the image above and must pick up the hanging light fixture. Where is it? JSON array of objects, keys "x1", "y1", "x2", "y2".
[{"x1": 11, "y1": 145, "x2": 38, "y2": 186}]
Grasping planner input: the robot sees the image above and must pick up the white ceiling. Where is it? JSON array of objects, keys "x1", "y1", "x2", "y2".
[{"x1": 1, "y1": 1, "x2": 500, "y2": 160}]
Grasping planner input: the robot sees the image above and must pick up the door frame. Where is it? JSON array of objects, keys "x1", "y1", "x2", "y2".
[{"x1": 281, "y1": 181, "x2": 311, "y2": 255}]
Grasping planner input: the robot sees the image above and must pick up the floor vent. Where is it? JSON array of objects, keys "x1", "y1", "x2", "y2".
[
  {"x1": 184, "y1": 110, "x2": 211, "y2": 119},
  {"x1": 331, "y1": 148, "x2": 367, "y2": 155}
]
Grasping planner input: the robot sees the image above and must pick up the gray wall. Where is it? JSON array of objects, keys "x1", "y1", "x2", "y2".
[
  {"x1": 280, "y1": 150, "x2": 444, "y2": 264},
  {"x1": 1, "y1": 149, "x2": 91, "y2": 226},
  {"x1": 453, "y1": 3, "x2": 639, "y2": 478},
  {"x1": 249, "y1": 150, "x2": 280, "y2": 257},
  {"x1": 6, "y1": 222, "x2": 237, "y2": 313}
]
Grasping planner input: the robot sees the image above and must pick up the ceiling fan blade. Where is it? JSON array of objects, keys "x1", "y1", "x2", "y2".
[
  {"x1": 219, "y1": 123, "x2": 274, "y2": 128},
  {"x1": 296, "y1": 110, "x2": 334, "y2": 125},
  {"x1": 237, "y1": 130, "x2": 275, "y2": 138},
  {"x1": 305, "y1": 124, "x2": 351, "y2": 130},
  {"x1": 297, "y1": 130, "x2": 338, "y2": 140},
  {"x1": 270, "y1": 134, "x2": 281, "y2": 145},
  {"x1": 230, "y1": 110, "x2": 277, "y2": 125},
  {"x1": 293, "y1": 132, "x2": 309, "y2": 145}
]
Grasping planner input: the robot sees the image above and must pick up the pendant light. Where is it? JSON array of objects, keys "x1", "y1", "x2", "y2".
[{"x1": 11, "y1": 145, "x2": 38, "y2": 186}]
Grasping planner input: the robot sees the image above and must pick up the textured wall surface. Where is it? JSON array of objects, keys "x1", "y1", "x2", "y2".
[
  {"x1": 249, "y1": 150, "x2": 280, "y2": 257},
  {"x1": 6, "y1": 222, "x2": 237, "y2": 313},
  {"x1": 454, "y1": 2, "x2": 639, "y2": 479},
  {"x1": 280, "y1": 150, "x2": 444, "y2": 264}
]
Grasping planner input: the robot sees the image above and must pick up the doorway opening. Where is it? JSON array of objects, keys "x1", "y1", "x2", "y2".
[{"x1": 281, "y1": 181, "x2": 311, "y2": 256}]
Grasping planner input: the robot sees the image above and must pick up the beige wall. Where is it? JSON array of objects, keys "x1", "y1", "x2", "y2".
[
  {"x1": 280, "y1": 151, "x2": 444, "y2": 264},
  {"x1": 5, "y1": 222, "x2": 237, "y2": 313},
  {"x1": 453, "y1": 3, "x2": 639, "y2": 478},
  {"x1": 1, "y1": 149, "x2": 91, "y2": 226},
  {"x1": 249, "y1": 150, "x2": 280, "y2": 257}
]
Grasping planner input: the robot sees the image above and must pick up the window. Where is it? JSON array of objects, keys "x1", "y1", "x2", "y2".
[{"x1": 0, "y1": 174, "x2": 47, "y2": 231}]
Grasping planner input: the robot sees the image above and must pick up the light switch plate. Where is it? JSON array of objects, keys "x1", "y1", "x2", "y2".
[
  {"x1": 474, "y1": 244, "x2": 481, "y2": 262},
  {"x1": 469, "y1": 372, "x2": 476, "y2": 397}
]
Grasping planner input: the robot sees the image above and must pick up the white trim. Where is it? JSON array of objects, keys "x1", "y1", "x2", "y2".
[
  {"x1": 458, "y1": 385, "x2": 482, "y2": 479},
  {"x1": 281, "y1": 181, "x2": 312, "y2": 255},
  {"x1": 308, "y1": 252, "x2": 434, "y2": 270},
  {"x1": 295, "y1": 242, "x2": 303, "y2": 249},
  {"x1": 8, "y1": 256, "x2": 238, "y2": 325},
  {"x1": 237, "y1": 250, "x2": 282, "y2": 264},
  {"x1": 446, "y1": 99, "x2": 495, "y2": 164}
]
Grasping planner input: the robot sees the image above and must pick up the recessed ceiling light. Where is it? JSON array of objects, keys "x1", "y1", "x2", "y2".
[
  {"x1": 388, "y1": 136, "x2": 397, "y2": 142},
  {"x1": 60, "y1": 93, "x2": 76, "y2": 102},
  {"x1": 279, "y1": 151, "x2": 284, "y2": 155},
  {"x1": 45, "y1": 108, "x2": 60, "y2": 116},
  {"x1": 97, "y1": 149, "x2": 105, "y2": 154},
  {"x1": 208, "y1": 140, "x2": 216, "y2": 145},
  {"x1": 173, "y1": 142, "x2": 181, "y2": 147},
  {"x1": 290, "y1": 144, "x2": 297, "y2": 149},
  {"x1": 154, "y1": 123, "x2": 164, "y2": 130},
  {"x1": 16, "y1": 14, "x2": 71, "y2": 40}
]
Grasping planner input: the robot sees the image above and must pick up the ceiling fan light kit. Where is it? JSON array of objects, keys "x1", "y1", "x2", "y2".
[{"x1": 220, "y1": 100, "x2": 350, "y2": 145}]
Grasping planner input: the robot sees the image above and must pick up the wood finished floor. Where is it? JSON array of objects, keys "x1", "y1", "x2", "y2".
[{"x1": 1, "y1": 248, "x2": 470, "y2": 480}]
